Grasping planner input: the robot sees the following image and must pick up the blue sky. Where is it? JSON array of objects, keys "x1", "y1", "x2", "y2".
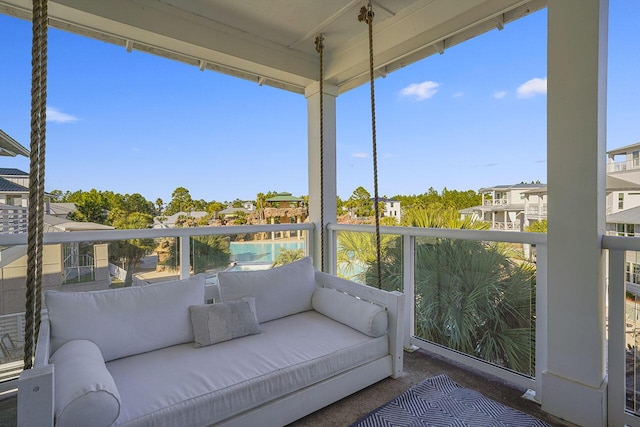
[{"x1": 1, "y1": 2, "x2": 639, "y2": 204}]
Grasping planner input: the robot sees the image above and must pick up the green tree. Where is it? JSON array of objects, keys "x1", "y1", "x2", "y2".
[
  {"x1": 337, "y1": 207, "x2": 535, "y2": 374},
  {"x1": 526, "y1": 219, "x2": 547, "y2": 233},
  {"x1": 272, "y1": 248, "x2": 305, "y2": 267},
  {"x1": 346, "y1": 186, "x2": 373, "y2": 217},
  {"x1": 165, "y1": 235, "x2": 231, "y2": 274},
  {"x1": 191, "y1": 235, "x2": 231, "y2": 273},
  {"x1": 256, "y1": 192, "x2": 267, "y2": 221},
  {"x1": 109, "y1": 212, "x2": 154, "y2": 286},
  {"x1": 67, "y1": 189, "x2": 110, "y2": 224},
  {"x1": 165, "y1": 187, "x2": 194, "y2": 215},
  {"x1": 206, "y1": 201, "x2": 226, "y2": 215},
  {"x1": 155, "y1": 198, "x2": 164, "y2": 215}
]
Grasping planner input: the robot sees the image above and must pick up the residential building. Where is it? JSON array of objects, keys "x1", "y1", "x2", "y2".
[
  {"x1": 373, "y1": 197, "x2": 401, "y2": 222},
  {"x1": 461, "y1": 183, "x2": 545, "y2": 231},
  {"x1": 0, "y1": 133, "x2": 114, "y2": 316}
]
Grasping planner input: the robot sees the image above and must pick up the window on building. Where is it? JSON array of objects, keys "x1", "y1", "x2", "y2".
[
  {"x1": 619, "y1": 193, "x2": 624, "y2": 210},
  {"x1": 626, "y1": 262, "x2": 640, "y2": 284},
  {"x1": 5, "y1": 196, "x2": 22, "y2": 207},
  {"x1": 634, "y1": 151, "x2": 639, "y2": 167}
]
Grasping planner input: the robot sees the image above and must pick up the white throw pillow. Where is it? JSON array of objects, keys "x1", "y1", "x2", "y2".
[
  {"x1": 190, "y1": 297, "x2": 261, "y2": 347},
  {"x1": 218, "y1": 256, "x2": 316, "y2": 323},
  {"x1": 46, "y1": 274, "x2": 205, "y2": 362},
  {"x1": 50, "y1": 339, "x2": 120, "y2": 427},
  {"x1": 312, "y1": 287, "x2": 388, "y2": 337}
]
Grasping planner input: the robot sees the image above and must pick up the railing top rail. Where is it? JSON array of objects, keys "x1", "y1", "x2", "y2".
[
  {"x1": 0, "y1": 223, "x2": 314, "y2": 245},
  {"x1": 327, "y1": 223, "x2": 546, "y2": 245},
  {"x1": 602, "y1": 235, "x2": 640, "y2": 252}
]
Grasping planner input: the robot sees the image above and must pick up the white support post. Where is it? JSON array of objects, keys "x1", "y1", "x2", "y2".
[
  {"x1": 534, "y1": 243, "x2": 548, "y2": 401},
  {"x1": 306, "y1": 82, "x2": 337, "y2": 272},
  {"x1": 544, "y1": 1, "x2": 609, "y2": 426},
  {"x1": 402, "y1": 235, "x2": 416, "y2": 349},
  {"x1": 179, "y1": 235, "x2": 190, "y2": 279},
  {"x1": 607, "y1": 248, "x2": 626, "y2": 427}
]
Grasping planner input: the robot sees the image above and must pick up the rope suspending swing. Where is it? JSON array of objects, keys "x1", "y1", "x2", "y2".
[
  {"x1": 314, "y1": 34, "x2": 325, "y2": 271},
  {"x1": 358, "y1": 1, "x2": 383, "y2": 290},
  {"x1": 24, "y1": 0, "x2": 48, "y2": 369}
]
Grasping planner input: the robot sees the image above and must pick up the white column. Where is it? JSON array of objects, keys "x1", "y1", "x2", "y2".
[
  {"x1": 543, "y1": 1, "x2": 608, "y2": 426},
  {"x1": 306, "y1": 82, "x2": 337, "y2": 272}
]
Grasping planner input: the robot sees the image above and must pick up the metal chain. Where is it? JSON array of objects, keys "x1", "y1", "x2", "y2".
[
  {"x1": 315, "y1": 34, "x2": 325, "y2": 271},
  {"x1": 359, "y1": 2, "x2": 382, "y2": 289},
  {"x1": 24, "y1": 0, "x2": 48, "y2": 369}
]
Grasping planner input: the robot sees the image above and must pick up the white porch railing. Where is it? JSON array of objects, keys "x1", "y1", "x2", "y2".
[
  {"x1": 0, "y1": 205, "x2": 27, "y2": 234},
  {"x1": 604, "y1": 235, "x2": 640, "y2": 427},
  {"x1": 0, "y1": 223, "x2": 313, "y2": 391},
  {"x1": 607, "y1": 159, "x2": 640, "y2": 173},
  {"x1": 483, "y1": 199, "x2": 508, "y2": 206},
  {"x1": 327, "y1": 223, "x2": 547, "y2": 395}
]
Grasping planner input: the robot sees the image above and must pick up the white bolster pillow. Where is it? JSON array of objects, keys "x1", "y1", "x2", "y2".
[
  {"x1": 312, "y1": 287, "x2": 388, "y2": 337},
  {"x1": 50, "y1": 339, "x2": 121, "y2": 427}
]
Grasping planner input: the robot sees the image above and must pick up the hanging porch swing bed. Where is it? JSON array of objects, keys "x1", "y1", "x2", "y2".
[{"x1": 17, "y1": 1, "x2": 403, "y2": 426}]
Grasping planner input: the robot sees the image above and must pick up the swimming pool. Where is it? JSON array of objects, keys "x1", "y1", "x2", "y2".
[{"x1": 229, "y1": 241, "x2": 306, "y2": 264}]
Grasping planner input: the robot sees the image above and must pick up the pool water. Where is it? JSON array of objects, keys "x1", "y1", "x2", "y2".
[{"x1": 229, "y1": 241, "x2": 305, "y2": 264}]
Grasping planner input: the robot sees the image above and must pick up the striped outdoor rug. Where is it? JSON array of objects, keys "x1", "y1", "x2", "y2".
[{"x1": 351, "y1": 374, "x2": 549, "y2": 427}]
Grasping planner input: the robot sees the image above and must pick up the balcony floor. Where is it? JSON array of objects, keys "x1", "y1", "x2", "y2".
[{"x1": 0, "y1": 349, "x2": 576, "y2": 427}]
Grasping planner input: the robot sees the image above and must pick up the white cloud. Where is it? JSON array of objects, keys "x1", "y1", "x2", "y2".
[
  {"x1": 516, "y1": 77, "x2": 547, "y2": 98},
  {"x1": 352, "y1": 152, "x2": 368, "y2": 158},
  {"x1": 46, "y1": 107, "x2": 79, "y2": 123},
  {"x1": 452, "y1": 91, "x2": 463, "y2": 98},
  {"x1": 400, "y1": 81, "x2": 439, "y2": 101},
  {"x1": 493, "y1": 91, "x2": 507, "y2": 99}
]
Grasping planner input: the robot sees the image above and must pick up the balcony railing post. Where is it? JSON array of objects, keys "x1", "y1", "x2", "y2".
[
  {"x1": 179, "y1": 235, "x2": 190, "y2": 279},
  {"x1": 402, "y1": 235, "x2": 415, "y2": 349},
  {"x1": 607, "y1": 247, "x2": 626, "y2": 427},
  {"x1": 535, "y1": 243, "x2": 548, "y2": 401},
  {"x1": 328, "y1": 226, "x2": 337, "y2": 276}
]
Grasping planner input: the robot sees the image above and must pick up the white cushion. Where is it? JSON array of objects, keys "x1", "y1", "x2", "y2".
[
  {"x1": 50, "y1": 340, "x2": 120, "y2": 427},
  {"x1": 45, "y1": 275, "x2": 205, "y2": 362},
  {"x1": 312, "y1": 287, "x2": 388, "y2": 337},
  {"x1": 218, "y1": 256, "x2": 316, "y2": 323},
  {"x1": 190, "y1": 297, "x2": 261, "y2": 347},
  {"x1": 107, "y1": 311, "x2": 388, "y2": 426}
]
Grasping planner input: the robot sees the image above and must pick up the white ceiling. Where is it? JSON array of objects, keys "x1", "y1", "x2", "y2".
[{"x1": 0, "y1": 0, "x2": 546, "y2": 94}]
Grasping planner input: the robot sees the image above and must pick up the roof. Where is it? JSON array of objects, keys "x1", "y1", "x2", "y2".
[
  {"x1": 606, "y1": 175, "x2": 640, "y2": 191},
  {"x1": 0, "y1": 130, "x2": 29, "y2": 157},
  {"x1": 0, "y1": 177, "x2": 28, "y2": 192},
  {"x1": 0, "y1": 1, "x2": 544, "y2": 95},
  {"x1": 49, "y1": 202, "x2": 78, "y2": 217},
  {"x1": 0, "y1": 168, "x2": 28, "y2": 176},
  {"x1": 479, "y1": 183, "x2": 545, "y2": 192},
  {"x1": 371, "y1": 197, "x2": 399, "y2": 203},
  {"x1": 266, "y1": 193, "x2": 303, "y2": 202},
  {"x1": 607, "y1": 206, "x2": 640, "y2": 224},
  {"x1": 607, "y1": 142, "x2": 640, "y2": 156},
  {"x1": 219, "y1": 207, "x2": 251, "y2": 215},
  {"x1": 43, "y1": 214, "x2": 115, "y2": 232}
]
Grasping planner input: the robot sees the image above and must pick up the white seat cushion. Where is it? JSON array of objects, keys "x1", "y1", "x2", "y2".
[
  {"x1": 107, "y1": 311, "x2": 388, "y2": 426},
  {"x1": 46, "y1": 275, "x2": 205, "y2": 362},
  {"x1": 217, "y1": 256, "x2": 316, "y2": 323}
]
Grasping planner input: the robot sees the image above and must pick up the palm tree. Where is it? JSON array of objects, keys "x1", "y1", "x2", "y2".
[
  {"x1": 272, "y1": 248, "x2": 305, "y2": 267},
  {"x1": 336, "y1": 206, "x2": 536, "y2": 375}
]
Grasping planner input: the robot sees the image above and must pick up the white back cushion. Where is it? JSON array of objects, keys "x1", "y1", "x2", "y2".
[
  {"x1": 50, "y1": 339, "x2": 120, "y2": 427},
  {"x1": 46, "y1": 275, "x2": 205, "y2": 362},
  {"x1": 218, "y1": 256, "x2": 316, "y2": 323},
  {"x1": 312, "y1": 287, "x2": 388, "y2": 337}
]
